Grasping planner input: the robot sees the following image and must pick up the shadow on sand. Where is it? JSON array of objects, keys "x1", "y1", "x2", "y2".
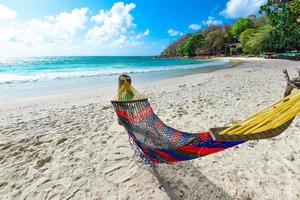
[{"x1": 151, "y1": 162, "x2": 235, "y2": 200}]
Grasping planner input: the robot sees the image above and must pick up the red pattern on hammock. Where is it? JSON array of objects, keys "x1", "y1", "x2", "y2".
[{"x1": 116, "y1": 106, "x2": 153, "y2": 123}]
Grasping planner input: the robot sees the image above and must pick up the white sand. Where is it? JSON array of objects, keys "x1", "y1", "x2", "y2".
[{"x1": 0, "y1": 58, "x2": 299, "y2": 200}]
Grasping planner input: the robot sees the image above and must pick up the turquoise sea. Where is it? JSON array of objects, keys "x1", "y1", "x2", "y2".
[{"x1": 0, "y1": 56, "x2": 229, "y2": 102}]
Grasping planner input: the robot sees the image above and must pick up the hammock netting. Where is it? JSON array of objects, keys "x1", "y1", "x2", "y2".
[
  {"x1": 112, "y1": 99, "x2": 245, "y2": 164},
  {"x1": 111, "y1": 75, "x2": 300, "y2": 164}
]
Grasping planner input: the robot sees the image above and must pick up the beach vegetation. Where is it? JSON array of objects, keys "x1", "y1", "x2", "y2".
[
  {"x1": 231, "y1": 18, "x2": 255, "y2": 39},
  {"x1": 182, "y1": 33, "x2": 205, "y2": 57},
  {"x1": 161, "y1": 0, "x2": 300, "y2": 57},
  {"x1": 161, "y1": 34, "x2": 192, "y2": 57},
  {"x1": 201, "y1": 25, "x2": 231, "y2": 55},
  {"x1": 260, "y1": 0, "x2": 300, "y2": 52},
  {"x1": 240, "y1": 25, "x2": 272, "y2": 54},
  {"x1": 239, "y1": 29, "x2": 257, "y2": 54}
]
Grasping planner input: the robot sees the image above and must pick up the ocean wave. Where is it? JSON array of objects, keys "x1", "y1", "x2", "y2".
[{"x1": 0, "y1": 60, "x2": 229, "y2": 85}]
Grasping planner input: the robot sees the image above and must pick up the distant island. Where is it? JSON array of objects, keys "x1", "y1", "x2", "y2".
[{"x1": 160, "y1": 0, "x2": 300, "y2": 59}]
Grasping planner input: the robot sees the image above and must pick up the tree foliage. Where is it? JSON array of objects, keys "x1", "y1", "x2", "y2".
[
  {"x1": 230, "y1": 18, "x2": 255, "y2": 39},
  {"x1": 182, "y1": 34, "x2": 205, "y2": 57},
  {"x1": 239, "y1": 29, "x2": 257, "y2": 54},
  {"x1": 260, "y1": 0, "x2": 300, "y2": 52},
  {"x1": 240, "y1": 25, "x2": 272, "y2": 54},
  {"x1": 160, "y1": 34, "x2": 192, "y2": 57},
  {"x1": 201, "y1": 25, "x2": 231, "y2": 55}
]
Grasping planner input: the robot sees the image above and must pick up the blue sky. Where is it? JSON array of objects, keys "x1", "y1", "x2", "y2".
[{"x1": 0, "y1": 0, "x2": 267, "y2": 57}]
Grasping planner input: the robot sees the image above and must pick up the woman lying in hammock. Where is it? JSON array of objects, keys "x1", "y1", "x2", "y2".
[{"x1": 111, "y1": 70, "x2": 300, "y2": 164}]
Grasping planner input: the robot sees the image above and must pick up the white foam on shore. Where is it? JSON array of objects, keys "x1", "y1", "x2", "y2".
[{"x1": 0, "y1": 60, "x2": 229, "y2": 85}]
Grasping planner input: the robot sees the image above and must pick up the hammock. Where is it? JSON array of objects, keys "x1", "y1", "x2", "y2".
[{"x1": 111, "y1": 74, "x2": 300, "y2": 164}]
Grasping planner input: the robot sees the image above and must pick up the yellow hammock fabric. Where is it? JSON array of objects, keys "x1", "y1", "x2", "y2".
[
  {"x1": 117, "y1": 79, "x2": 144, "y2": 101},
  {"x1": 219, "y1": 89, "x2": 300, "y2": 135}
]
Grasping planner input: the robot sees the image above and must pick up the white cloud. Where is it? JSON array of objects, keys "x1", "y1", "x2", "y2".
[
  {"x1": 0, "y1": 2, "x2": 151, "y2": 56},
  {"x1": 167, "y1": 29, "x2": 183, "y2": 37},
  {"x1": 111, "y1": 34, "x2": 128, "y2": 46},
  {"x1": 85, "y1": 2, "x2": 148, "y2": 47},
  {"x1": 188, "y1": 24, "x2": 201, "y2": 31},
  {"x1": 0, "y1": 8, "x2": 89, "y2": 45},
  {"x1": 91, "y1": 2, "x2": 135, "y2": 27},
  {"x1": 134, "y1": 29, "x2": 150, "y2": 39},
  {"x1": 221, "y1": 0, "x2": 267, "y2": 19},
  {"x1": 0, "y1": 26, "x2": 18, "y2": 42},
  {"x1": 203, "y1": 16, "x2": 222, "y2": 27},
  {"x1": 0, "y1": 4, "x2": 17, "y2": 20}
]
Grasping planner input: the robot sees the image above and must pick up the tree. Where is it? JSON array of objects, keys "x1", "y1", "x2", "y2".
[
  {"x1": 260, "y1": 0, "x2": 300, "y2": 52},
  {"x1": 201, "y1": 25, "x2": 231, "y2": 55},
  {"x1": 230, "y1": 18, "x2": 255, "y2": 39},
  {"x1": 239, "y1": 29, "x2": 257, "y2": 54},
  {"x1": 240, "y1": 25, "x2": 272, "y2": 54},
  {"x1": 161, "y1": 34, "x2": 192, "y2": 57},
  {"x1": 182, "y1": 34, "x2": 205, "y2": 57}
]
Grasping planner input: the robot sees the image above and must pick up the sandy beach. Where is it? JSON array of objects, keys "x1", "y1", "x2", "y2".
[{"x1": 0, "y1": 58, "x2": 299, "y2": 200}]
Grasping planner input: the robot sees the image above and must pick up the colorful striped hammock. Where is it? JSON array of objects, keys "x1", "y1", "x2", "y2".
[{"x1": 111, "y1": 73, "x2": 300, "y2": 164}]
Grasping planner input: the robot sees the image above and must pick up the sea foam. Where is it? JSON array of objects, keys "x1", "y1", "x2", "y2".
[{"x1": 0, "y1": 59, "x2": 229, "y2": 85}]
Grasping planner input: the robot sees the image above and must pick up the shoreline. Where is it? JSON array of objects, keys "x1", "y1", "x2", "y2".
[
  {"x1": 0, "y1": 58, "x2": 238, "y2": 109},
  {"x1": 170, "y1": 59, "x2": 244, "y2": 79},
  {"x1": 0, "y1": 57, "x2": 299, "y2": 199}
]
